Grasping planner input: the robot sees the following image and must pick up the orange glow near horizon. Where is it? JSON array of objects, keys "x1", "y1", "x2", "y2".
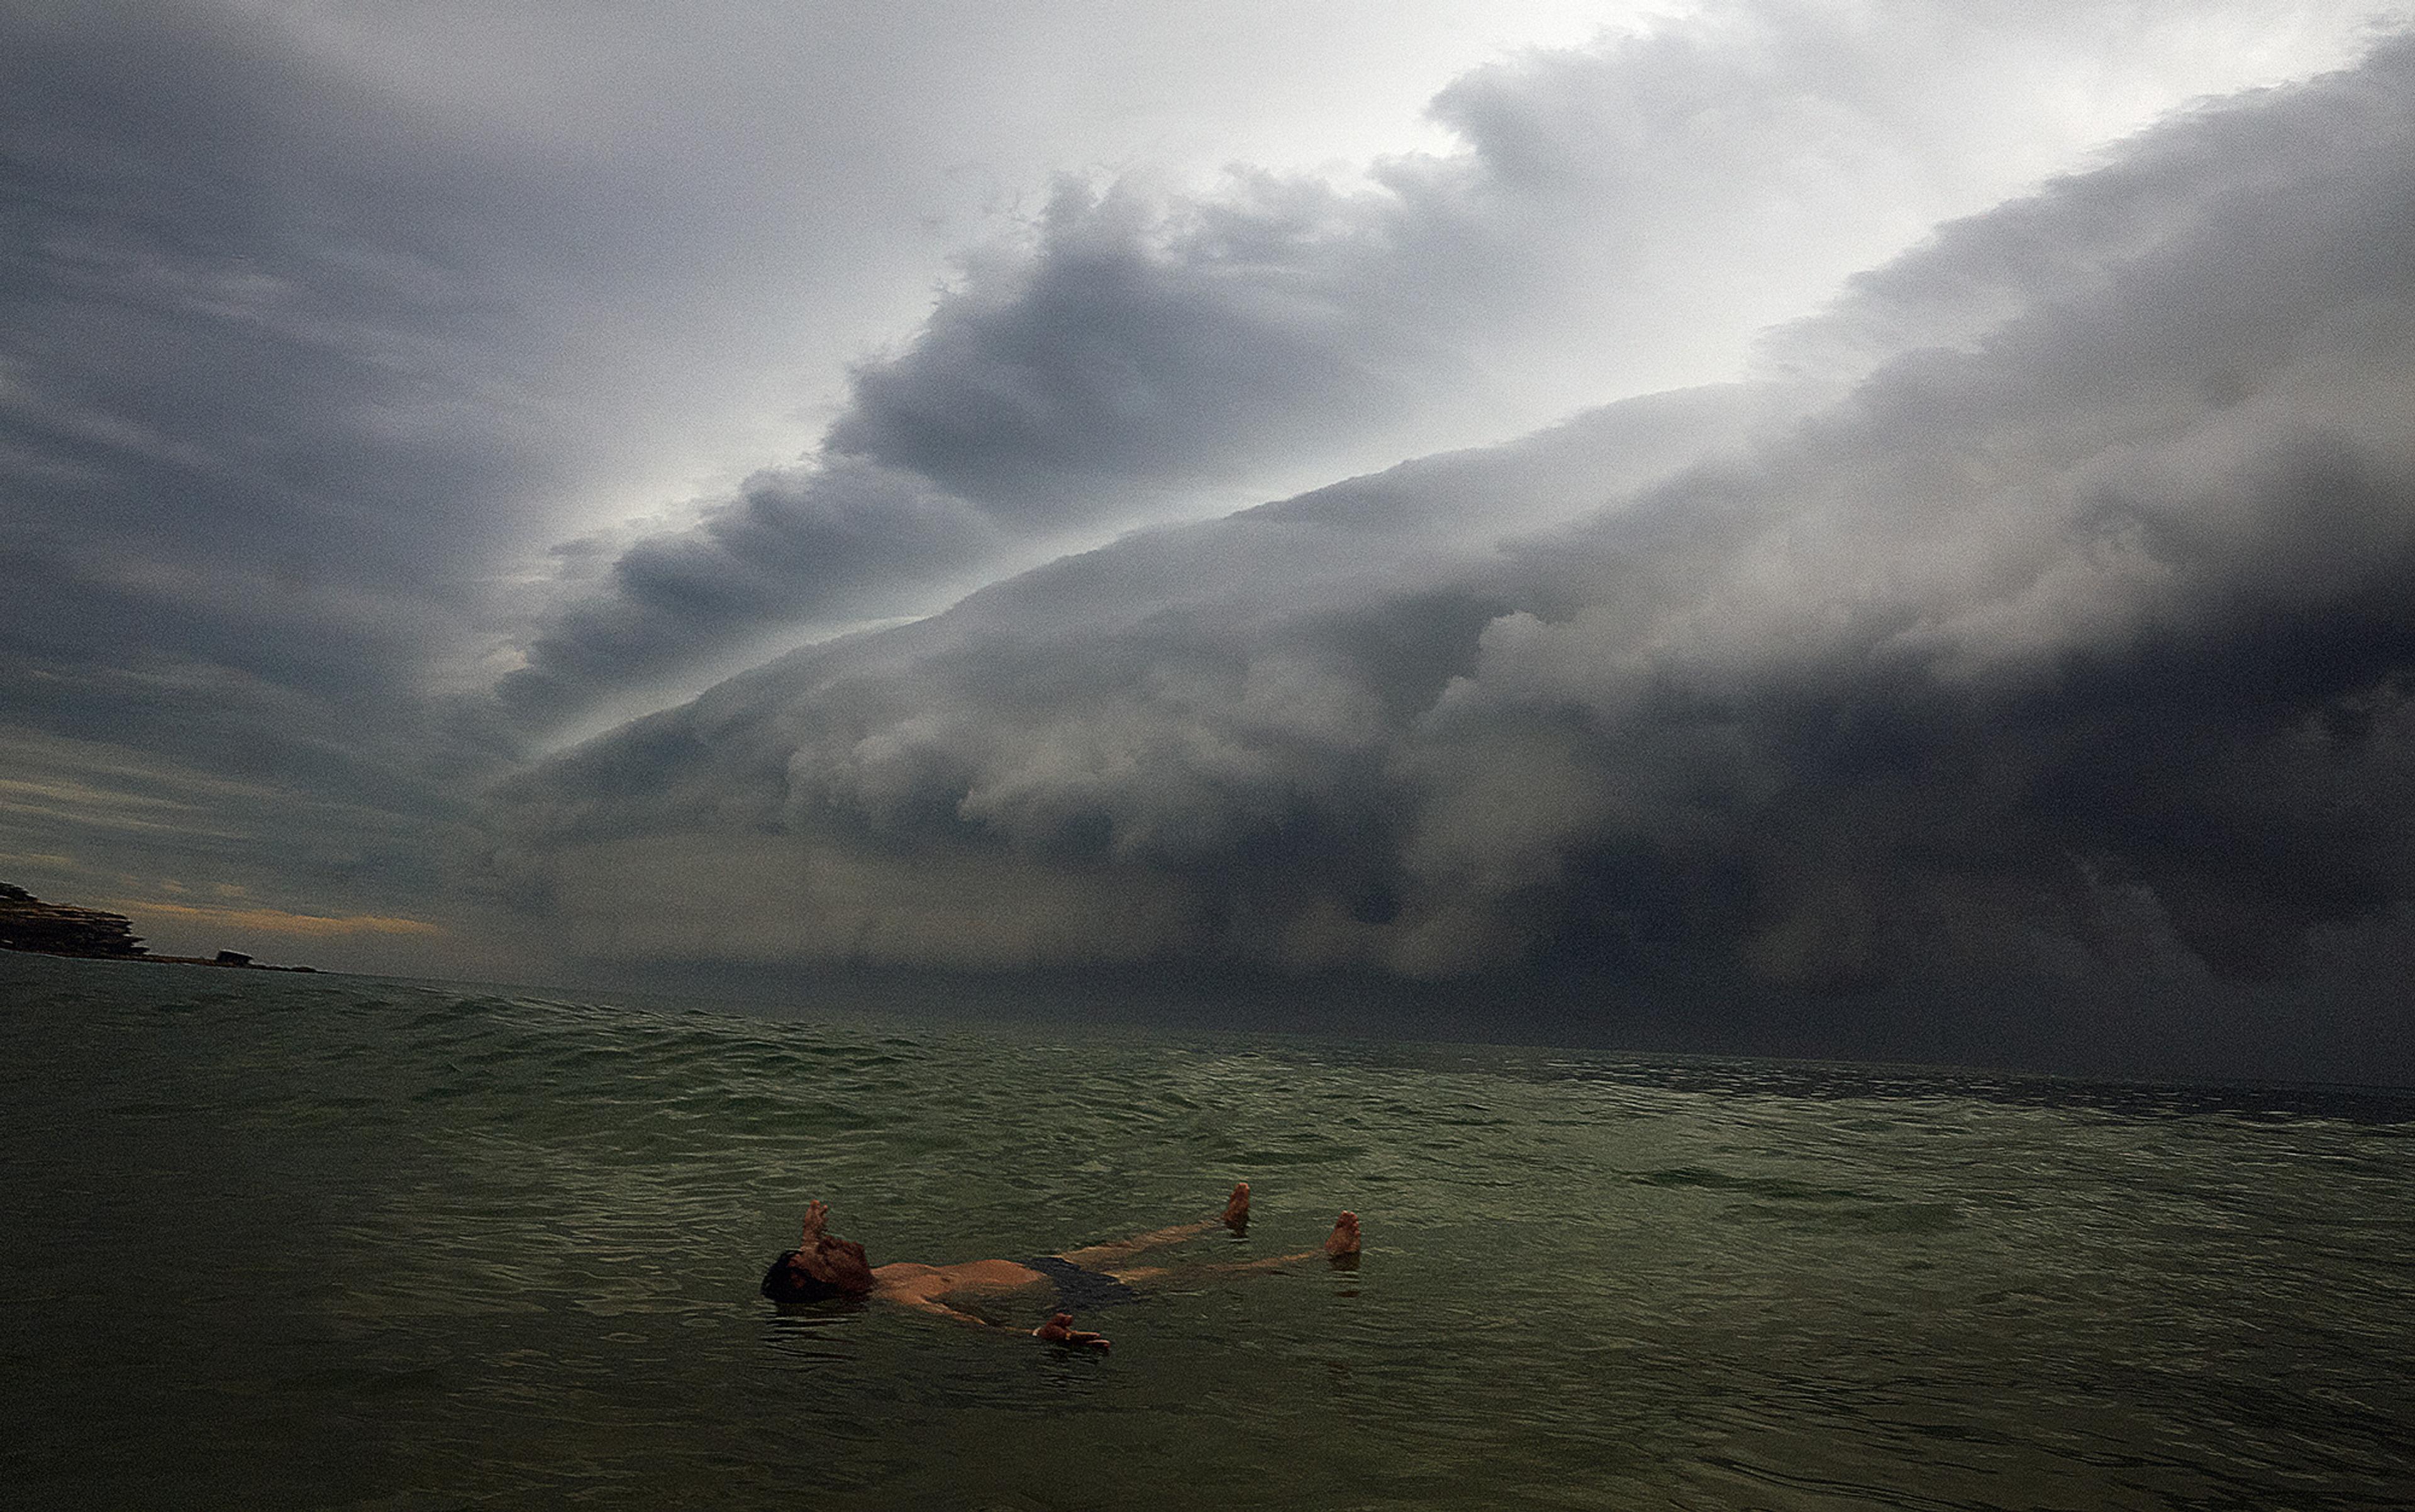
[{"x1": 106, "y1": 899, "x2": 445, "y2": 940}]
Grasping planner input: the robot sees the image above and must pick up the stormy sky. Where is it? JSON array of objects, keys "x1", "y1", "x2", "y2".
[{"x1": 6, "y1": 1, "x2": 2413, "y2": 1081}]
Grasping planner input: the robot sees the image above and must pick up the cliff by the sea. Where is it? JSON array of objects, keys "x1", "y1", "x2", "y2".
[
  {"x1": 0, "y1": 883, "x2": 315, "y2": 969},
  {"x1": 0, "y1": 882, "x2": 148, "y2": 958}
]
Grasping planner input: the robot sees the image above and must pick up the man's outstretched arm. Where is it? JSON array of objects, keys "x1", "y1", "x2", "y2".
[
  {"x1": 889, "y1": 1285, "x2": 1111, "y2": 1352},
  {"x1": 888, "y1": 1292, "x2": 1112, "y2": 1350}
]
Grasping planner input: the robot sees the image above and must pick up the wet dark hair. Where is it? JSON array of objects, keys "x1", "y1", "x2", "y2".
[{"x1": 761, "y1": 1240, "x2": 881, "y2": 1304}]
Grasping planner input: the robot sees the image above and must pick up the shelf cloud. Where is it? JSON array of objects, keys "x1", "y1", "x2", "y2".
[
  {"x1": 477, "y1": 33, "x2": 2415, "y2": 1076},
  {"x1": 498, "y1": 0, "x2": 2399, "y2": 720},
  {"x1": 8, "y1": 2, "x2": 2412, "y2": 1074}
]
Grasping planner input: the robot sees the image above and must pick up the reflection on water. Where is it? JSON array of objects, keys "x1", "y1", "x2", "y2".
[{"x1": 3, "y1": 952, "x2": 2411, "y2": 1510}]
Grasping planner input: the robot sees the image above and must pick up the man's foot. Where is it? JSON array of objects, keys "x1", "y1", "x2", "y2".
[
  {"x1": 799, "y1": 1199, "x2": 832, "y2": 1244},
  {"x1": 1221, "y1": 1182, "x2": 1251, "y2": 1231},
  {"x1": 1033, "y1": 1311, "x2": 1111, "y2": 1351},
  {"x1": 1324, "y1": 1211, "x2": 1361, "y2": 1265}
]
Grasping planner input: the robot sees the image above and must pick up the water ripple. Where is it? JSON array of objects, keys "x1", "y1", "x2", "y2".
[{"x1": 4, "y1": 955, "x2": 2411, "y2": 1510}]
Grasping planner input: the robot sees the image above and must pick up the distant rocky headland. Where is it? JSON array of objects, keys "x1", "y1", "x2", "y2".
[{"x1": 0, "y1": 883, "x2": 315, "y2": 971}]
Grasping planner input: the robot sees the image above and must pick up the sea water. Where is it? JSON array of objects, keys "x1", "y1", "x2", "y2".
[{"x1": 3, "y1": 951, "x2": 2409, "y2": 1511}]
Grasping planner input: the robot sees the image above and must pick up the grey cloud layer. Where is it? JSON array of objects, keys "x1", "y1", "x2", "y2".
[
  {"x1": 482, "y1": 38, "x2": 2415, "y2": 1074},
  {"x1": 2, "y1": 0, "x2": 970, "y2": 930},
  {"x1": 505, "y1": 0, "x2": 2388, "y2": 720},
  {"x1": 9, "y1": 1, "x2": 2409, "y2": 1030},
  {"x1": 0, "y1": 3, "x2": 556, "y2": 931}
]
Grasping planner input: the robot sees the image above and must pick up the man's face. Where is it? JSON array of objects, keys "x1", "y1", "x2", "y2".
[{"x1": 799, "y1": 1234, "x2": 875, "y2": 1294}]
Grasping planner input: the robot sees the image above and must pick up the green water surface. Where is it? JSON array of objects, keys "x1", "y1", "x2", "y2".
[{"x1": 3, "y1": 953, "x2": 2410, "y2": 1510}]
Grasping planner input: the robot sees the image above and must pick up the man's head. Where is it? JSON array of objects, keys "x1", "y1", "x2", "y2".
[{"x1": 760, "y1": 1231, "x2": 875, "y2": 1303}]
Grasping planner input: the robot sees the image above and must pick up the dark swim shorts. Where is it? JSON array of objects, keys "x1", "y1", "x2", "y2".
[{"x1": 1023, "y1": 1254, "x2": 1140, "y2": 1311}]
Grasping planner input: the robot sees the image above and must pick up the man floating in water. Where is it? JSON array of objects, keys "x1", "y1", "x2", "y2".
[{"x1": 761, "y1": 1183, "x2": 1361, "y2": 1350}]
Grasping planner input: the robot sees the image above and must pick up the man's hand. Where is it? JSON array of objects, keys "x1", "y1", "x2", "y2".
[
  {"x1": 1220, "y1": 1181, "x2": 1251, "y2": 1231},
  {"x1": 1324, "y1": 1211, "x2": 1361, "y2": 1263},
  {"x1": 1032, "y1": 1311, "x2": 1111, "y2": 1351}
]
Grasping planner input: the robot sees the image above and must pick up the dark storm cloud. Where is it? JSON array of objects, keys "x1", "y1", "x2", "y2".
[
  {"x1": 0, "y1": 4, "x2": 567, "y2": 681},
  {"x1": 0, "y1": 6, "x2": 528, "y2": 907},
  {"x1": 502, "y1": 0, "x2": 2351, "y2": 719},
  {"x1": 11, "y1": 0, "x2": 2407, "y2": 1024},
  {"x1": 503, "y1": 459, "x2": 1003, "y2": 716},
  {"x1": 826, "y1": 179, "x2": 1454, "y2": 520},
  {"x1": 497, "y1": 160, "x2": 1481, "y2": 715},
  {"x1": 480, "y1": 36, "x2": 2415, "y2": 1076}
]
